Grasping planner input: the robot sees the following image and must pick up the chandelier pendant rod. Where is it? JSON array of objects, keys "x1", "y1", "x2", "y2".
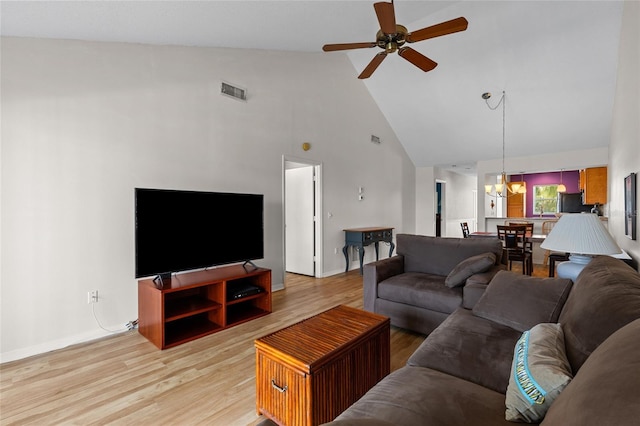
[{"x1": 483, "y1": 90, "x2": 524, "y2": 198}]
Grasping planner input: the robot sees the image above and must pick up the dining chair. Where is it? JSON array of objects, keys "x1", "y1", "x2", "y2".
[
  {"x1": 497, "y1": 224, "x2": 532, "y2": 275},
  {"x1": 509, "y1": 221, "x2": 534, "y2": 252},
  {"x1": 460, "y1": 222, "x2": 470, "y2": 238}
]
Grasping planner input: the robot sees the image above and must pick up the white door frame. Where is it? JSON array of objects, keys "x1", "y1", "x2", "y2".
[{"x1": 283, "y1": 155, "x2": 323, "y2": 279}]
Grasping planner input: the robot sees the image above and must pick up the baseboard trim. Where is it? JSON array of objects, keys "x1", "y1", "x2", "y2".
[{"x1": 1, "y1": 326, "x2": 125, "y2": 364}]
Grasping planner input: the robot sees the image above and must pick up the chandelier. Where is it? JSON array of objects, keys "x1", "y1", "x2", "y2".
[{"x1": 483, "y1": 90, "x2": 525, "y2": 197}]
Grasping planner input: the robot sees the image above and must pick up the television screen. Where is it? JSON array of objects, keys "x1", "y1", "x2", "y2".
[{"x1": 135, "y1": 188, "x2": 264, "y2": 278}]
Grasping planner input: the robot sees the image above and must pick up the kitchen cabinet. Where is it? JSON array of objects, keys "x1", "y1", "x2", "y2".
[{"x1": 580, "y1": 167, "x2": 607, "y2": 205}]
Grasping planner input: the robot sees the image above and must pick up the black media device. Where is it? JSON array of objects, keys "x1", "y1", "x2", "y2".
[
  {"x1": 227, "y1": 283, "x2": 263, "y2": 301},
  {"x1": 135, "y1": 188, "x2": 264, "y2": 279}
]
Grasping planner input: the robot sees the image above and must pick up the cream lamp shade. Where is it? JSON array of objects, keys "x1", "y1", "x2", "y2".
[{"x1": 540, "y1": 213, "x2": 621, "y2": 281}]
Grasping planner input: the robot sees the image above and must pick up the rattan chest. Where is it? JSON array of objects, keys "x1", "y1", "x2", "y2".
[{"x1": 254, "y1": 305, "x2": 390, "y2": 425}]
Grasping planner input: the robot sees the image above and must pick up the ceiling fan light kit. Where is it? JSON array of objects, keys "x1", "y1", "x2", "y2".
[{"x1": 322, "y1": 1, "x2": 468, "y2": 79}]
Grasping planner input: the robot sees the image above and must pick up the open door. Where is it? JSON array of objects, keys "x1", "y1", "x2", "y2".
[{"x1": 285, "y1": 166, "x2": 315, "y2": 276}]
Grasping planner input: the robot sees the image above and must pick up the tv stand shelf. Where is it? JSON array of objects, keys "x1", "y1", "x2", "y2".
[{"x1": 138, "y1": 264, "x2": 271, "y2": 349}]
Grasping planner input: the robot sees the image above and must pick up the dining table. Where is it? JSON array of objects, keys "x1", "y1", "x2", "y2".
[{"x1": 469, "y1": 231, "x2": 547, "y2": 243}]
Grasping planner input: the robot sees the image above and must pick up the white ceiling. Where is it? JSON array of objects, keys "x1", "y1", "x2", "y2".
[{"x1": 1, "y1": 1, "x2": 625, "y2": 174}]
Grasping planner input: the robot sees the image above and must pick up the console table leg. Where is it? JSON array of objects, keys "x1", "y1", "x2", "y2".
[
  {"x1": 342, "y1": 245, "x2": 349, "y2": 273},
  {"x1": 374, "y1": 242, "x2": 380, "y2": 261},
  {"x1": 389, "y1": 242, "x2": 395, "y2": 257},
  {"x1": 358, "y1": 246, "x2": 365, "y2": 275}
]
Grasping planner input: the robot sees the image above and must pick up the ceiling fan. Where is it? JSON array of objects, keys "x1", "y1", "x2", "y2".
[{"x1": 322, "y1": 1, "x2": 468, "y2": 79}]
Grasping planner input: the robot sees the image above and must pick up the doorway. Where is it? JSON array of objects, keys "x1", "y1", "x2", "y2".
[
  {"x1": 283, "y1": 157, "x2": 323, "y2": 279},
  {"x1": 435, "y1": 181, "x2": 445, "y2": 237}
]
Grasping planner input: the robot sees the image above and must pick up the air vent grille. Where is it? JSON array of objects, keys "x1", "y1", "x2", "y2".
[{"x1": 221, "y1": 82, "x2": 247, "y2": 101}]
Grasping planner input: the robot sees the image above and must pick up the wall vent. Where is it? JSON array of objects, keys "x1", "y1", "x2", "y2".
[
  {"x1": 221, "y1": 82, "x2": 247, "y2": 101},
  {"x1": 370, "y1": 135, "x2": 381, "y2": 144}
]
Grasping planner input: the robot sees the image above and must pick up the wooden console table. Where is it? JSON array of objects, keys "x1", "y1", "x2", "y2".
[
  {"x1": 343, "y1": 227, "x2": 395, "y2": 274},
  {"x1": 138, "y1": 264, "x2": 271, "y2": 349},
  {"x1": 255, "y1": 305, "x2": 390, "y2": 425}
]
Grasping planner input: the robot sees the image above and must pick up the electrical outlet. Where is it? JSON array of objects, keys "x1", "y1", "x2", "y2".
[
  {"x1": 87, "y1": 290, "x2": 98, "y2": 304},
  {"x1": 334, "y1": 247, "x2": 338, "y2": 254}
]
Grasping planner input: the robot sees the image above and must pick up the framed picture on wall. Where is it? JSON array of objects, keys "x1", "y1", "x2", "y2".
[{"x1": 624, "y1": 172, "x2": 636, "y2": 240}]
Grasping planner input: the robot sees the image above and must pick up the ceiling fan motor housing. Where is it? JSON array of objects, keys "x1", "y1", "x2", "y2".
[
  {"x1": 321, "y1": 1, "x2": 468, "y2": 79},
  {"x1": 376, "y1": 25, "x2": 408, "y2": 53}
]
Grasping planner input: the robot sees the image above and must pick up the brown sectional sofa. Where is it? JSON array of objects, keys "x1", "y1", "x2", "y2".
[
  {"x1": 364, "y1": 234, "x2": 505, "y2": 335},
  {"x1": 325, "y1": 255, "x2": 640, "y2": 425}
]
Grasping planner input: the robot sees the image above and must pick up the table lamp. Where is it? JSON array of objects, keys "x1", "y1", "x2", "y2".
[{"x1": 540, "y1": 213, "x2": 621, "y2": 281}]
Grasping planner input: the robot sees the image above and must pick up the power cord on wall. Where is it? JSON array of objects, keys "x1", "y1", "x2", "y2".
[{"x1": 91, "y1": 303, "x2": 138, "y2": 334}]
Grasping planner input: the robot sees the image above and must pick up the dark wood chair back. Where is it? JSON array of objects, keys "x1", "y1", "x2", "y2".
[
  {"x1": 497, "y1": 224, "x2": 532, "y2": 275},
  {"x1": 509, "y1": 221, "x2": 533, "y2": 235},
  {"x1": 460, "y1": 222, "x2": 470, "y2": 238}
]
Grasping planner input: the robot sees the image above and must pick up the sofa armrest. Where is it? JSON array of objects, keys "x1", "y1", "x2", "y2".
[
  {"x1": 462, "y1": 265, "x2": 504, "y2": 309},
  {"x1": 466, "y1": 264, "x2": 505, "y2": 286},
  {"x1": 363, "y1": 255, "x2": 404, "y2": 312}
]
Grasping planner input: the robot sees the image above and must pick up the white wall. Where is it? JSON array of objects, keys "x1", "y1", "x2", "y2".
[
  {"x1": 0, "y1": 37, "x2": 415, "y2": 361},
  {"x1": 609, "y1": 1, "x2": 640, "y2": 267},
  {"x1": 435, "y1": 169, "x2": 477, "y2": 237},
  {"x1": 415, "y1": 167, "x2": 485, "y2": 238},
  {"x1": 415, "y1": 167, "x2": 435, "y2": 236}
]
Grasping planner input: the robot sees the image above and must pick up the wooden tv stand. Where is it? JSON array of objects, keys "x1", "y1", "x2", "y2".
[{"x1": 138, "y1": 264, "x2": 271, "y2": 349}]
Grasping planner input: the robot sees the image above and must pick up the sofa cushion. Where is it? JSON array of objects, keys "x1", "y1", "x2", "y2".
[
  {"x1": 465, "y1": 265, "x2": 505, "y2": 287},
  {"x1": 505, "y1": 323, "x2": 572, "y2": 423},
  {"x1": 472, "y1": 271, "x2": 573, "y2": 332},
  {"x1": 407, "y1": 308, "x2": 522, "y2": 393},
  {"x1": 445, "y1": 252, "x2": 496, "y2": 288},
  {"x1": 558, "y1": 256, "x2": 640, "y2": 373},
  {"x1": 378, "y1": 272, "x2": 462, "y2": 314},
  {"x1": 333, "y1": 366, "x2": 517, "y2": 426},
  {"x1": 541, "y1": 318, "x2": 640, "y2": 425},
  {"x1": 397, "y1": 234, "x2": 503, "y2": 276},
  {"x1": 462, "y1": 282, "x2": 488, "y2": 309}
]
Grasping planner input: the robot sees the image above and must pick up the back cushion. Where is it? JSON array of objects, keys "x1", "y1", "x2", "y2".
[
  {"x1": 397, "y1": 234, "x2": 503, "y2": 276},
  {"x1": 541, "y1": 319, "x2": 640, "y2": 425},
  {"x1": 558, "y1": 256, "x2": 640, "y2": 373},
  {"x1": 472, "y1": 271, "x2": 573, "y2": 332}
]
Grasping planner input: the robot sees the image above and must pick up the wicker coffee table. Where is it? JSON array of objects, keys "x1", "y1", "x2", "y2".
[{"x1": 254, "y1": 305, "x2": 390, "y2": 426}]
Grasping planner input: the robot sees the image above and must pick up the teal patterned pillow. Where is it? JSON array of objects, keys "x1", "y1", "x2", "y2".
[{"x1": 505, "y1": 323, "x2": 573, "y2": 422}]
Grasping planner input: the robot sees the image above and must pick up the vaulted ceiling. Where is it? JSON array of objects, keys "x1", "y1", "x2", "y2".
[{"x1": 1, "y1": 1, "x2": 625, "y2": 174}]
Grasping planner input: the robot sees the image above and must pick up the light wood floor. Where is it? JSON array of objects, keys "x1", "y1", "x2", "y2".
[
  {"x1": 0, "y1": 270, "x2": 425, "y2": 426},
  {"x1": 1, "y1": 263, "x2": 548, "y2": 425}
]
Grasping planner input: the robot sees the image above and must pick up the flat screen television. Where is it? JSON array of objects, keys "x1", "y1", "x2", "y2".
[{"x1": 135, "y1": 188, "x2": 264, "y2": 279}]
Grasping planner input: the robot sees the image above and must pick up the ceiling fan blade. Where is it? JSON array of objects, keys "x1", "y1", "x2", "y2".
[
  {"x1": 358, "y1": 52, "x2": 387, "y2": 79},
  {"x1": 374, "y1": 2, "x2": 397, "y2": 34},
  {"x1": 406, "y1": 17, "x2": 469, "y2": 43},
  {"x1": 398, "y1": 47, "x2": 437, "y2": 72},
  {"x1": 322, "y1": 42, "x2": 377, "y2": 52}
]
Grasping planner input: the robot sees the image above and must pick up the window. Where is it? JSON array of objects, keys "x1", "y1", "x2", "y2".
[{"x1": 533, "y1": 185, "x2": 560, "y2": 214}]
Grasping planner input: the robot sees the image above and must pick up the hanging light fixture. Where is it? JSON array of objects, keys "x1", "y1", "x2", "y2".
[
  {"x1": 516, "y1": 173, "x2": 527, "y2": 194},
  {"x1": 557, "y1": 169, "x2": 567, "y2": 193},
  {"x1": 482, "y1": 90, "x2": 525, "y2": 198}
]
